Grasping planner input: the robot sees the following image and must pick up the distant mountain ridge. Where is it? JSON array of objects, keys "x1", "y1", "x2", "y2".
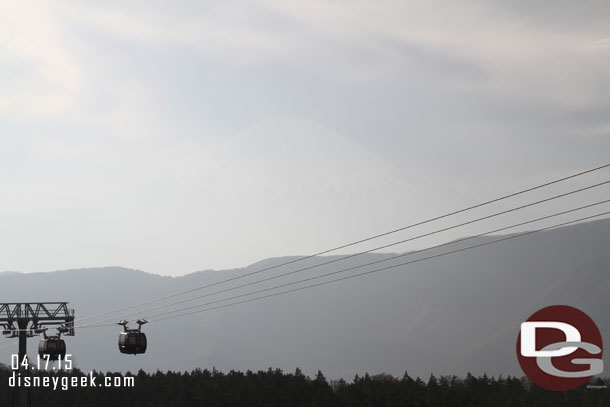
[{"x1": 0, "y1": 218, "x2": 609, "y2": 380}]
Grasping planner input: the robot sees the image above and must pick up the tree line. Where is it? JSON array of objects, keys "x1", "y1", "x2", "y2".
[{"x1": 0, "y1": 364, "x2": 608, "y2": 406}]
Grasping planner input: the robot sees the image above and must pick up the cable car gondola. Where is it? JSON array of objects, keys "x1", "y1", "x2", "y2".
[
  {"x1": 117, "y1": 319, "x2": 147, "y2": 355},
  {"x1": 38, "y1": 331, "x2": 66, "y2": 361}
]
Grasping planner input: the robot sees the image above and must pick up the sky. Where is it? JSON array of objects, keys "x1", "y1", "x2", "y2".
[{"x1": 1, "y1": 0, "x2": 609, "y2": 276}]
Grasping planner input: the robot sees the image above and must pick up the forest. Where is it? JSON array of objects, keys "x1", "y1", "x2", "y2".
[{"x1": 0, "y1": 365, "x2": 609, "y2": 407}]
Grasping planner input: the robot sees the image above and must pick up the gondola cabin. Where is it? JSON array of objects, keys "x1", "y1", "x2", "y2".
[
  {"x1": 38, "y1": 336, "x2": 66, "y2": 361},
  {"x1": 117, "y1": 319, "x2": 148, "y2": 355},
  {"x1": 118, "y1": 331, "x2": 147, "y2": 354}
]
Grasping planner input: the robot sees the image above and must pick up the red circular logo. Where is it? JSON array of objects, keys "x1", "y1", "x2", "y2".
[{"x1": 516, "y1": 305, "x2": 603, "y2": 391}]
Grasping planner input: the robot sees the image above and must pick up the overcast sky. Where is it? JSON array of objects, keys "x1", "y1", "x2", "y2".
[{"x1": 1, "y1": 0, "x2": 609, "y2": 276}]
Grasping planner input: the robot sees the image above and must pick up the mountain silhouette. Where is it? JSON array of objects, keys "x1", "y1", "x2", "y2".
[{"x1": 1, "y1": 218, "x2": 609, "y2": 380}]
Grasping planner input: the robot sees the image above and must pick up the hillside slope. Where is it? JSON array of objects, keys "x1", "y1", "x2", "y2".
[{"x1": 0, "y1": 219, "x2": 609, "y2": 379}]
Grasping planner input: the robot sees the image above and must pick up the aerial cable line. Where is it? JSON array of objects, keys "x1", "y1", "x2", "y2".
[
  {"x1": 145, "y1": 209, "x2": 610, "y2": 324},
  {"x1": 77, "y1": 200, "x2": 610, "y2": 328},
  {"x1": 75, "y1": 182, "x2": 610, "y2": 328},
  {"x1": 71, "y1": 163, "x2": 610, "y2": 326},
  {"x1": 72, "y1": 171, "x2": 610, "y2": 327},
  {"x1": 140, "y1": 202, "x2": 610, "y2": 322}
]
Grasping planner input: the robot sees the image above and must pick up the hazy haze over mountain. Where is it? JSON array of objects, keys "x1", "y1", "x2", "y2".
[
  {"x1": 1, "y1": 219, "x2": 609, "y2": 380},
  {"x1": 1, "y1": 1, "x2": 609, "y2": 275}
]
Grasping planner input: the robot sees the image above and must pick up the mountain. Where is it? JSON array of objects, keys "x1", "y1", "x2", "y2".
[{"x1": 0, "y1": 218, "x2": 609, "y2": 380}]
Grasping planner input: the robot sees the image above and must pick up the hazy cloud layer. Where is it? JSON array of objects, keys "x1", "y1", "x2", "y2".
[{"x1": 1, "y1": 1, "x2": 609, "y2": 275}]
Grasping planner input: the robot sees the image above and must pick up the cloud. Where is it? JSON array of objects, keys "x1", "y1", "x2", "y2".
[
  {"x1": 1, "y1": 0, "x2": 608, "y2": 274},
  {"x1": 58, "y1": 1, "x2": 610, "y2": 110},
  {"x1": 0, "y1": 1, "x2": 82, "y2": 117},
  {"x1": 3, "y1": 0, "x2": 609, "y2": 122},
  {"x1": 265, "y1": 1, "x2": 610, "y2": 109}
]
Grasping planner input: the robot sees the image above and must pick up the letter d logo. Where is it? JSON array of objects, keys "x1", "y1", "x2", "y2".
[{"x1": 520, "y1": 321, "x2": 581, "y2": 357}]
